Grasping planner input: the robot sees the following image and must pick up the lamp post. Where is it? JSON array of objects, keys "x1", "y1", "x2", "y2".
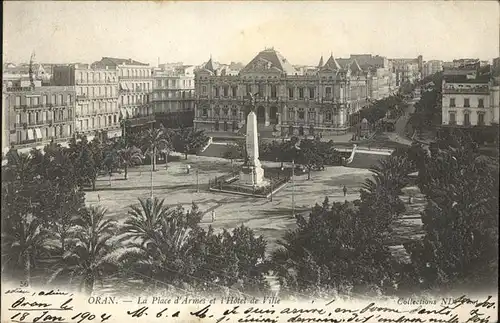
[
  {"x1": 196, "y1": 169, "x2": 199, "y2": 193},
  {"x1": 292, "y1": 159, "x2": 295, "y2": 217}
]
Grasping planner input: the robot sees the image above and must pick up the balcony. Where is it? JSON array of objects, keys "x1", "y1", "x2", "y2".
[
  {"x1": 76, "y1": 80, "x2": 117, "y2": 85},
  {"x1": 13, "y1": 136, "x2": 73, "y2": 150},
  {"x1": 124, "y1": 114, "x2": 155, "y2": 127},
  {"x1": 443, "y1": 87, "x2": 490, "y2": 95},
  {"x1": 119, "y1": 76, "x2": 153, "y2": 80}
]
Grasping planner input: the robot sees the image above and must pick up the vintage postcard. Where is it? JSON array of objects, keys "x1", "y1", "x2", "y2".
[{"x1": 2, "y1": 1, "x2": 499, "y2": 322}]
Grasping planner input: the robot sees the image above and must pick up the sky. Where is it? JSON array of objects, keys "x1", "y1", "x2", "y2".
[{"x1": 3, "y1": 1, "x2": 499, "y2": 67}]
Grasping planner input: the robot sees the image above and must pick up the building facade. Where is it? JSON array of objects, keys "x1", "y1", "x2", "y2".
[
  {"x1": 3, "y1": 81, "x2": 76, "y2": 153},
  {"x1": 194, "y1": 49, "x2": 372, "y2": 137},
  {"x1": 441, "y1": 68, "x2": 498, "y2": 127},
  {"x1": 423, "y1": 60, "x2": 443, "y2": 78},
  {"x1": 92, "y1": 57, "x2": 154, "y2": 132},
  {"x1": 390, "y1": 57, "x2": 422, "y2": 85},
  {"x1": 52, "y1": 64, "x2": 121, "y2": 140},
  {"x1": 152, "y1": 65, "x2": 195, "y2": 128}
]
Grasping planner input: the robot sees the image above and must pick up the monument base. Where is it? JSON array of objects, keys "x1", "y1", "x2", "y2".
[{"x1": 239, "y1": 165, "x2": 266, "y2": 187}]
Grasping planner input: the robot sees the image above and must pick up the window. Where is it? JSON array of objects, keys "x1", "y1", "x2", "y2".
[
  {"x1": 450, "y1": 98, "x2": 456, "y2": 107},
  {"x1": 223, "y1": 107, "x2": 229, "y2": 116},
  {"x1": 223, "y1": 121, "x2": 228, "y2": 131},
  {"x1": 214, "y1": 121, "x2": 219, "y2": 131},
  {"x1": 214, "y1": 87, "x2": 220, "y2": 97},
  {"x1": 463, "y1": 112, "x2": 470, "y2": 126},
  {"x1": 464, "y1": 98, "x2": 470, "y2": 108},
  {"x1": 309, "y1": 87, "x2": 315, "y2": 99},
  {"x1": 258, "y1": 84, "x2": 265, "y2": 97},
  {"x1": 308, "y1": 109, "x2": 316, "y2": 122},
  {"x1": 42, "y1": 95, "x2": 48, "y2": 105},
  {"x1": 288, "y1": 109, "x2": 295, "y2": 120},
  {"x1": 478, "y1": 98, "x2": 484, "y2": 108},
  {"x1": 232, "y1": 109, "x2": 237, "y2": 117},
  {"x1": 223, "y1": 86, "x2": 229, "y2": 97},
  {"x1": 299, "y1": 88, "x2": 304, "y2": 99},
  {"x1": 246, "y1": 84, "x2": 252, "y2": 95},
  {"x1": 214, "y1": 107, "x2": 220, "y2": 116},
  {"x1": 157, "y1": 80, "x2": 162, "y2": 87},
  {"x1": 288, "y1": 87, "x2": 294, "y2": 98},
  {"x1": 232, "y1": 86, "x2": 237, "y2": 97},
  {"x1": 15, "y1": 96, "x2": 21, "y2": 107},
  {"x1": 33, "y1": 97, "x2": 39, "y2": 106},
  {"x1": 26, "y1": 97, "x2": 31, "y2": 106},
  {"x1": 271, "y1": 85, "x2": 277, "y2": 98},
  {"x1": 202, "y1": 108, "x2": 208, "y2": 117},
  {"x1": 58, "y1": 94, "x2": 63, "y2": 105},
  {"x1": 67, "y1": 95, "x2": 72, "y2": 105},
  {"x1": 478, "y1": 112, "x2": 485, "y2": 126},
  {"x1": 325, "y1": 111, "x2": 332, "y2": 121},
  {"x1": 202, "y1": 85, "x2": 207, "y2": 94},
  {"x1": 326, "y1": 87, "x2": 332, "y2": 98},
  {"x1": 298, "y1": 108, "x2": 305, "y2": 119}
]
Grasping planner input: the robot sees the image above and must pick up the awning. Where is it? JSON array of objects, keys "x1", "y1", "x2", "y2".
[
  {"x1": 27, "y1": 129, "x2": 35, "y2": 140},
  {"x1": 34, "y1": 128, "x2": 43, "y2": 139}
]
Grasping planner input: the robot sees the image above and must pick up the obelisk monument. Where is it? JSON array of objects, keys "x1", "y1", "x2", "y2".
[{"x1": 240, "y1": 110, "x2": 265, "y2": 187}]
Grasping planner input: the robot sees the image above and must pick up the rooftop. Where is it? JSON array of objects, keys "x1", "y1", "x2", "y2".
[
  {"x1": 93, "y1": 57, "x2": 149, "y2": 67},
  {"x1": 240, "y1": 48, "x2": 298, "y2": 75}
]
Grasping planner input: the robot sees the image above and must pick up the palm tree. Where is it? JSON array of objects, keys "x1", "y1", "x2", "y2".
[
  {"x1": 1, "y1": 209, "x2": 51, "y2": 286},
  {"x1": 142, "y1": 125, "x2": 171, "y2": 171},
  {"x1": 119, "y1": 198, "x2": 194, "y2": 285},
  {"x1": 50, "y1": 206, "x2": 119, "y2": 295},
  {"x1": 118, "y1": 146, "x2": 144, "y2": 180}
]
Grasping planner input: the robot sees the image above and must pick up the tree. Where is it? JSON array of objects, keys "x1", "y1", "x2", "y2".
[
  {"x1": 192, "y1": 225, "x2": 269, "y2": 294},
  {"x1": 1, "y1": 205, "x2": 52, "y2": 286},
  {"x1": 142, "y1": 125, "x2": 171, "y2": 171},
  {"x1": 223, "y1": 140, "x2": 245, "y2": 164},
  {"x1": 51, "y1": 206, "x2": 119, "y2": 295},
  {"x1": 296, "y1": 139, "x2": 324, "y2": 180},
  {"x1": 1, "y1": 151, "x2": 50, "y2": 286},
  {"x1": 171, "y1": 127, "x2": 209, "y2": 160},
  {"x1": 404, "y1": 137, "x2": 499, "y2": 292},
  {"x1": 118, "y1": 146, "x2": 144, "y2": 179},
  {"x1": 271, "y1": 198, "x2": 399, "y2": 297},
  {"x1": 67, "y1": 135, "x2": 100, "y2": 190},
  {"x1": 119, "y1": 198, "x2": 198, "y2": 286}
]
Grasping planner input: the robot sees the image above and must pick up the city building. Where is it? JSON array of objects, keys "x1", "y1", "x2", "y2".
[
  {"x1": 337, "y1": 54, "x2": 397, "y2": 100},
  {"x1": 3, "y1": 80, "x2": 76, "y2": 154},
  {"x1": 441, "y1": 66, "x2": 498, "y2": 127},
  {"x1": 92, "y1": 57, "x2": 154, "y2": 133},
  {"x1": 194, "y1": 48, "x2": 372, "y2": 138},
  {"x1": 3, "y1": 62, "x2": 52, "y2": 85},
  {"x1": 52, "y1": 64, "x2": 121, "y2": 140},
  {"x1": 389, "y1": 56, "x2": 423, "y2": 85},
  {"x1": 152, "y1": 64, "x2": 196, "y2": 128},
  {"x1": 423, "y1": 60, "x2": 443, "y2": 78}
]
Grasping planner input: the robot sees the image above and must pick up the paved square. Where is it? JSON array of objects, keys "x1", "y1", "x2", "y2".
[{"x1": 87, "y1": 153, "x2": 424, "y2": 254}]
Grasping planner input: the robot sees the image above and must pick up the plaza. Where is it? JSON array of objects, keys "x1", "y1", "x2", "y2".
[{"x1": 86, "y1": 152, "x2": 424, "y2": 255}]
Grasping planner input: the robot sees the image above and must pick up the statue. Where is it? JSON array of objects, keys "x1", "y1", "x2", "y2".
[{"x1": 248, "y1": 92, "x2": 259, "y2": 112}]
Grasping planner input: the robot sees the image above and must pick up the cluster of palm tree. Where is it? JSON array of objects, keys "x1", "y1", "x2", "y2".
[{"x1": 1, "y1": 140, "x2": 267, "y2": 295}]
